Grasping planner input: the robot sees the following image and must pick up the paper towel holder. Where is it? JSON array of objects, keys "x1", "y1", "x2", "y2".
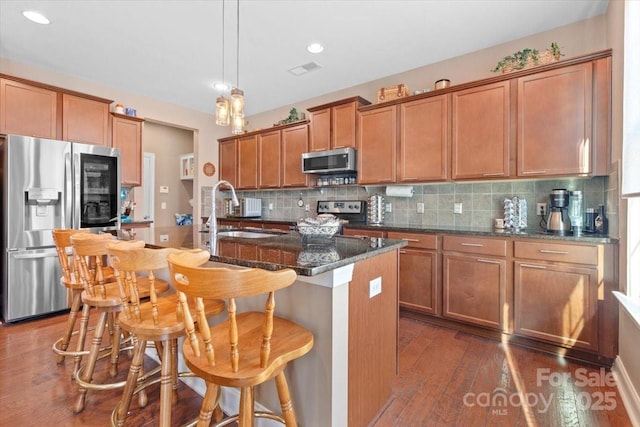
[{"x1": 385, "y1": 185, "x2": 414, "y2": 198}]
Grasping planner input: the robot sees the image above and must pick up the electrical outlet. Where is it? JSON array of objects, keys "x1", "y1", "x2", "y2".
[
  {"x1": 537, "y1": 203, "x2": 547, "y2": 216},
  {"x1": 161, "y1": 202, "x2": 167, "y2": 209},
  {"x1": 369, "y1": 277, "x2": 382, "y2": 298},
  {"x1": 453, "y1": 202, "x2": 463, "y2": 214},
  {"x1": 385, "y1": 203, "x2": 392, "y2": 213},
  {"x1": 159, "y1": 186, "x2": 169, "y2": 193},
  {"x1": 268, "y1": 203, "x2": 274, "y2": 211},
  {"x1": 305, "y1": 203, "x2": 310, "y2": 212},
  {"x1": 417, "y1": 202, "x2": 425, "y2": 214}
]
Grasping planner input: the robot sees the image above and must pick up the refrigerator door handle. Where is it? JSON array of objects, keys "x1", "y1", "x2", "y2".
[
  {"x1": 65, "y1": 151, "x2": 73, "y2": 229},
  {"x1": 13, "y1": 252, "x2": 59, "y2": 260}
]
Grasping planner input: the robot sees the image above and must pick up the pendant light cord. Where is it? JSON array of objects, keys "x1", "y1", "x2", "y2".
[
  {"x1": 221, "y1": 0, "x2": 225, "y2": 87},
  {"x1": 236, "y1": 0, "x2": 240, "y2": 88}
]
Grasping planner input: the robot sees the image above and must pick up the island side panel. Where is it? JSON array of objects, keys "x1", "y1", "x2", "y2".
[{"x1": 349, "y1": 248, "x2": 399, "y2": 426}]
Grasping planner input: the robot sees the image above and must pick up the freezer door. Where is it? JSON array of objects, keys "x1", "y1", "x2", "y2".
[{"x1": 3, "y1": 248, "x2": 67, "y2": 322}]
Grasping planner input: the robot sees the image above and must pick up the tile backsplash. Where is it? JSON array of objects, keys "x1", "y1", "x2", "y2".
[{"x1": 202, "y1": 176, "x2": 613, "y2": 234}]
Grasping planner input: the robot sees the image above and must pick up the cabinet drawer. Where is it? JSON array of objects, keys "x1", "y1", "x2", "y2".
[
  {"x1": 443, "y1": 235, "x2": 507, "y2": 257},
  {"x1": 514, "y1": 241, "x2": 598, "y2": 266},
  {"x1": 342, "y1": 228, "x2": 385, "y2": 238},
  {"x1": 387, "y1": 232, "x2": 437, "y2": 250}
]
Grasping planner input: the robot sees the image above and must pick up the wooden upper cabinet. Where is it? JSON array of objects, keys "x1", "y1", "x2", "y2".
[
  {"x1": 237, "y1": 134, "x2": 258, "y2": 189},
  {"x1": 357, "y1": 105, "x2": 397, "y2": 184},
  {"x1": 517, "y1": 62, "x2": 593, "y2": 177},
  {"x1": 452, "y1": 81, "x2": 511, "y2": 179},
  {"x1": 0, "y1": 77, "x2": 59, "y2": 139},
  {"x1": 219, "y1": 139, "x2": 237, "y2": 187},
  {"x1": 308, "y1": 96, "x2": 370, "y2": 152},
  {"x1": 309, "y1": 108, "x2": 331, "y2": 152},
  {"x1": 282, "y1": 124, "x2": 309, "y2": 187},
  {"x1": 399, "y1": 94, "x2": 449, "y2": 182},
  {"x1": 258, "y1": 129, "x2": 281, "y2": 189},
  {"x1": 111, "y1": 114, "x2": 143, "y2": 186},
  {"x1": 62, "y1": 93, "x2": 110, "y2": 146}
]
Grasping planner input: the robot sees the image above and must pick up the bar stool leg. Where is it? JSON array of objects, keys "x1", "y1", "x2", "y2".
[
  {"x1": 159, "y1": 340, "x2": 173, "y2": 427},
  {"x1": 114, "y1": 337, "x2": 147, "y2": 427},
  {"x1": 170, "y1": 338, "x2": 179, "y2": 405},
  {"x1": 109, "y1": 313, "x2": 122, "y2": 377},
  {"x1": 74, "y1": 311, "x2": 107, "y2": 414},
  {"x1": 197, "y1": 382, "x2": 220, "y2": 426},
  {"x1": 275, "y1": 372, "x2": 297, "y2": 426},
  {"x1": 238, "y1": 386, "x2": 253, "y2": 427},
  {"x1": 72, "y1": 302, "x2": 92, "y2": 377},
  {"x1": 57, "y1": 290, "x2": 82, "y2": 364}
]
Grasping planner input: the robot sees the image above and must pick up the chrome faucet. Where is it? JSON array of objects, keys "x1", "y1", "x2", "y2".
[{"x1": 207, "y1": 180, "x2": 239, "y2": 253}]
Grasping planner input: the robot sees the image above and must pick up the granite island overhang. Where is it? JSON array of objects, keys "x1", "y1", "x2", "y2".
[{"x1": 114, "y1": 225, "x2": 407, "y2": 426}]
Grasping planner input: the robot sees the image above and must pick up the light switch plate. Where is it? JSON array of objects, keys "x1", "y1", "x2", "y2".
[
  {"x1": 369, "y1": 277, "x2": 382, "y2": 298},
  {"x1": 417, "y1": 203, "x2": 425, "y2": 214},
  {"x1": 453, "y1": 202, "x2": 463, "y2": 214},
  {"x1": 161, "y1": 202, "x2": 167, "y2": 209}
]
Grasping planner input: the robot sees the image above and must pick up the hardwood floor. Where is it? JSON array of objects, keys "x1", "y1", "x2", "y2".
[
  {"x1": 0, "y1": 313, "x2": 632, "y2": 426},
  {"x1": 374, "y1": 318, "x2": 632, "y2": 427}
]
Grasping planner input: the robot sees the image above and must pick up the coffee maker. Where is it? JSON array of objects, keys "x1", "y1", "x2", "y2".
[{"x1": 545, "y1": 189, "x2": 571, "y2": 235}]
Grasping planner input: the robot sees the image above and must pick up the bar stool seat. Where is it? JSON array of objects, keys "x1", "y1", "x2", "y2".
[
  {"x1": 106, "y1": 243, "x2": 225, "y2": 427},
  {"x1": 167, "y1": 253, "x2": 314, "y2": 427}
]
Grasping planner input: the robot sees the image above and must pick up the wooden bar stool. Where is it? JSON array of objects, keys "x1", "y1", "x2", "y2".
[
  {"x1": 105, "y1": 243, "x2": 225, "y2": 427},
  {"x1": 167, "y1": 253, "x2": 314, "y2": 427},
  {"x1": 71, "y1": 234, "x2": 169, "y2": 414},
  {"x1": 51, "y1": 228, "x2": 115, "y2": 373}
]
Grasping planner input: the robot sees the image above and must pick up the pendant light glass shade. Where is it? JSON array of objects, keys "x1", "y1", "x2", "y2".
[
  {"x1": 230, "y1": 87, "x2": 244, "y2": 118},
  {"x1": 231, "y1": 113, "x2": 244, "y2": 135},
  {"x1": 215, "y1": 96, "x2": 230, "y2": 126}
]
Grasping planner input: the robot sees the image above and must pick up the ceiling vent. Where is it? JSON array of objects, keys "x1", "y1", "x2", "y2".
[{"x1": 288, "y1": 61, "x2": 322, "y2": 76}]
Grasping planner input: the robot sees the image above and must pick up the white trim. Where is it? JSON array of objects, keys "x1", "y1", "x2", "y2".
[
  {"x1": 612, "y1": 356, "x2": 640, "y2": 427},
  {"x1": 614, "y1": 291, "x2": 640, "y2": 329}
]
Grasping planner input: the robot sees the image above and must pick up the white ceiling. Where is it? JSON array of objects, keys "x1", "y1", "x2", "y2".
[{"x1": 0, "y1": 0, "x2": 609, "y2": 117}]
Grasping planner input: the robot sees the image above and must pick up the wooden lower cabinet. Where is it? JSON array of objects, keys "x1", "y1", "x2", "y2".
[
  {"x1": 442, "y1": 253, "x2": 507, "y2": 330},
  {"x1": 388, "y1": 231, "x2": 439, "y2": 315},
  {"x1": 342, "y1": 228, "x2": 385, "y2": 238},
  {"x1": 514, "y1": 261, "x2": 598, "y2": 351}
]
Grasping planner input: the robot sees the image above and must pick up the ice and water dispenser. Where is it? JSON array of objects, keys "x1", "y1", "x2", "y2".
[{"x1": 24, "y1": 188, "x2": 63, "y2": 232}]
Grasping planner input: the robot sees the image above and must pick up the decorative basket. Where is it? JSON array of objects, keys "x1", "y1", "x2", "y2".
[
  {"x1": 296, "y1": 222, "x2": 340, "y2": 237},
  {"x1": 377, "y1": 84, "x2": 409, "y2": 103},
  {"x1": 492, "y1": 43, "x2": 563, "y2": 74}
]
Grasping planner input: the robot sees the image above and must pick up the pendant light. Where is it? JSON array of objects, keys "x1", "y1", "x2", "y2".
[
  {"x1": 215, "y1": 1, "x2": 230, "y2": 126},
  {"x1": 230, "y1": 0, "x2": 245, "y2": 134}
]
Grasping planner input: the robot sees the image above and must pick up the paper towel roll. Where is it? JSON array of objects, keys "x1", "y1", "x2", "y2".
[{"x1": 385, "y1": 185, "x2": 414, "y2": 197}]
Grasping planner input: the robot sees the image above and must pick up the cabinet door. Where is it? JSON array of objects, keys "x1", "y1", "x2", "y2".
[
  {"x1": 342, "y1": 228, "x2": 385, "y2": 238},
  {"x1": 517, "y1": 63, "x2": 593, "y2": 176},
  {"x1": 282, "y1": 124, "x2": 309, "y2": 187},
  {"x1": 62, "y1": 94, "x2": 110, "y2": 146},
  {"x1": 237, "y1": 135, "x2": 258, "y2": 189},
  {"x1": 112, "y1": 115, "x2": 142, "y2": 186},
  {"x1": 357, "y1": 106, "x2": 397, "y2": 184},
  {"x1": 258, "y1": 130, "x2": 281, "y2": 189},
  {"x1": 309, "y1": 108, "x2": 331, "y2": 152},
  {"x1": 442, "y1": 253, "x2": 506, "y2": 330},
  {"x1": 399, "y1": 95, "x2": 449, "y2": 182},
  {"x1": 219, "y1": 139, "x2": 237, "y2": 187},
  {"x1": 514, "y1": 260, "x2": 598, "y2": 350},
  {"x1": 398, "y1": 248, "x2": 439, "y2": 315},
  {"x1": 0, "y1": 78, "x2": 58, "y2": 139},
  {"x1": 332, "y1": 101, "x2": 358, "y2": 149},
  {"x1": 452, "y1": 81, "x2": 510, "y2": 179}
]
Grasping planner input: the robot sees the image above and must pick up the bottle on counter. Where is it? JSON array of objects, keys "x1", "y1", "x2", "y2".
[{"x1": 594, "y1": 204, "x2": 608, "y2": 235}]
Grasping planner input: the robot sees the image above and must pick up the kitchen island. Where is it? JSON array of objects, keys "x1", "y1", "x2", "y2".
[{"x1": 116, "y1": 225, "x2": 406, "y2": 427}]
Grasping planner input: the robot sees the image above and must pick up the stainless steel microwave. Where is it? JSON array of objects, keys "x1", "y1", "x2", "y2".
[{"x1": 302, "y1": 147, "x2": 357, "y2": 174}]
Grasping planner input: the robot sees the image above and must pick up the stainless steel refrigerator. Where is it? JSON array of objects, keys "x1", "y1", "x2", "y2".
[{"x1": 1, "y1": 135, "x2": 121, "y2": 322}]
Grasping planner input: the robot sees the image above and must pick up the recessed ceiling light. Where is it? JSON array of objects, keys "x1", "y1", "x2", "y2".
[
  {"x1": 213, "y1": 82, "x2": 230, "y2": 91},
  {"x1": 306, "y1": 43, "x2": 324, "y2": 54},
  {"x1": 22, "y1": 10, "x2": 50, "y2": 25}
]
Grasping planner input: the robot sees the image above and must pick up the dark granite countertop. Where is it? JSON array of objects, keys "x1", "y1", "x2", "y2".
[
  {"x1": 116, "y1": 225, "x2": 406, "y2": 276},
  {"x1": 233, "y1": 218, "x2": 616, "y2": 245}
]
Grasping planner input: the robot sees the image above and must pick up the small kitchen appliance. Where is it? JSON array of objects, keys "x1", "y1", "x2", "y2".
[
  {"x1": 545, "y1": 189, "x2": 571, "y2": 235},
  {"x1": 316, "y1": 200, "x2": 368, "y2": 232},
  {"x1": 568, "y1": 190, "x2": 584, "y2": 236},
  {"x1": 224, "y1": 197, "x2": 262, "y2": 218}
]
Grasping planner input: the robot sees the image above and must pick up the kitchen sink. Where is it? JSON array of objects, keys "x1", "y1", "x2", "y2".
[{"x1": 216, "y1": 230, "x2": 281, "y2": 239}]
